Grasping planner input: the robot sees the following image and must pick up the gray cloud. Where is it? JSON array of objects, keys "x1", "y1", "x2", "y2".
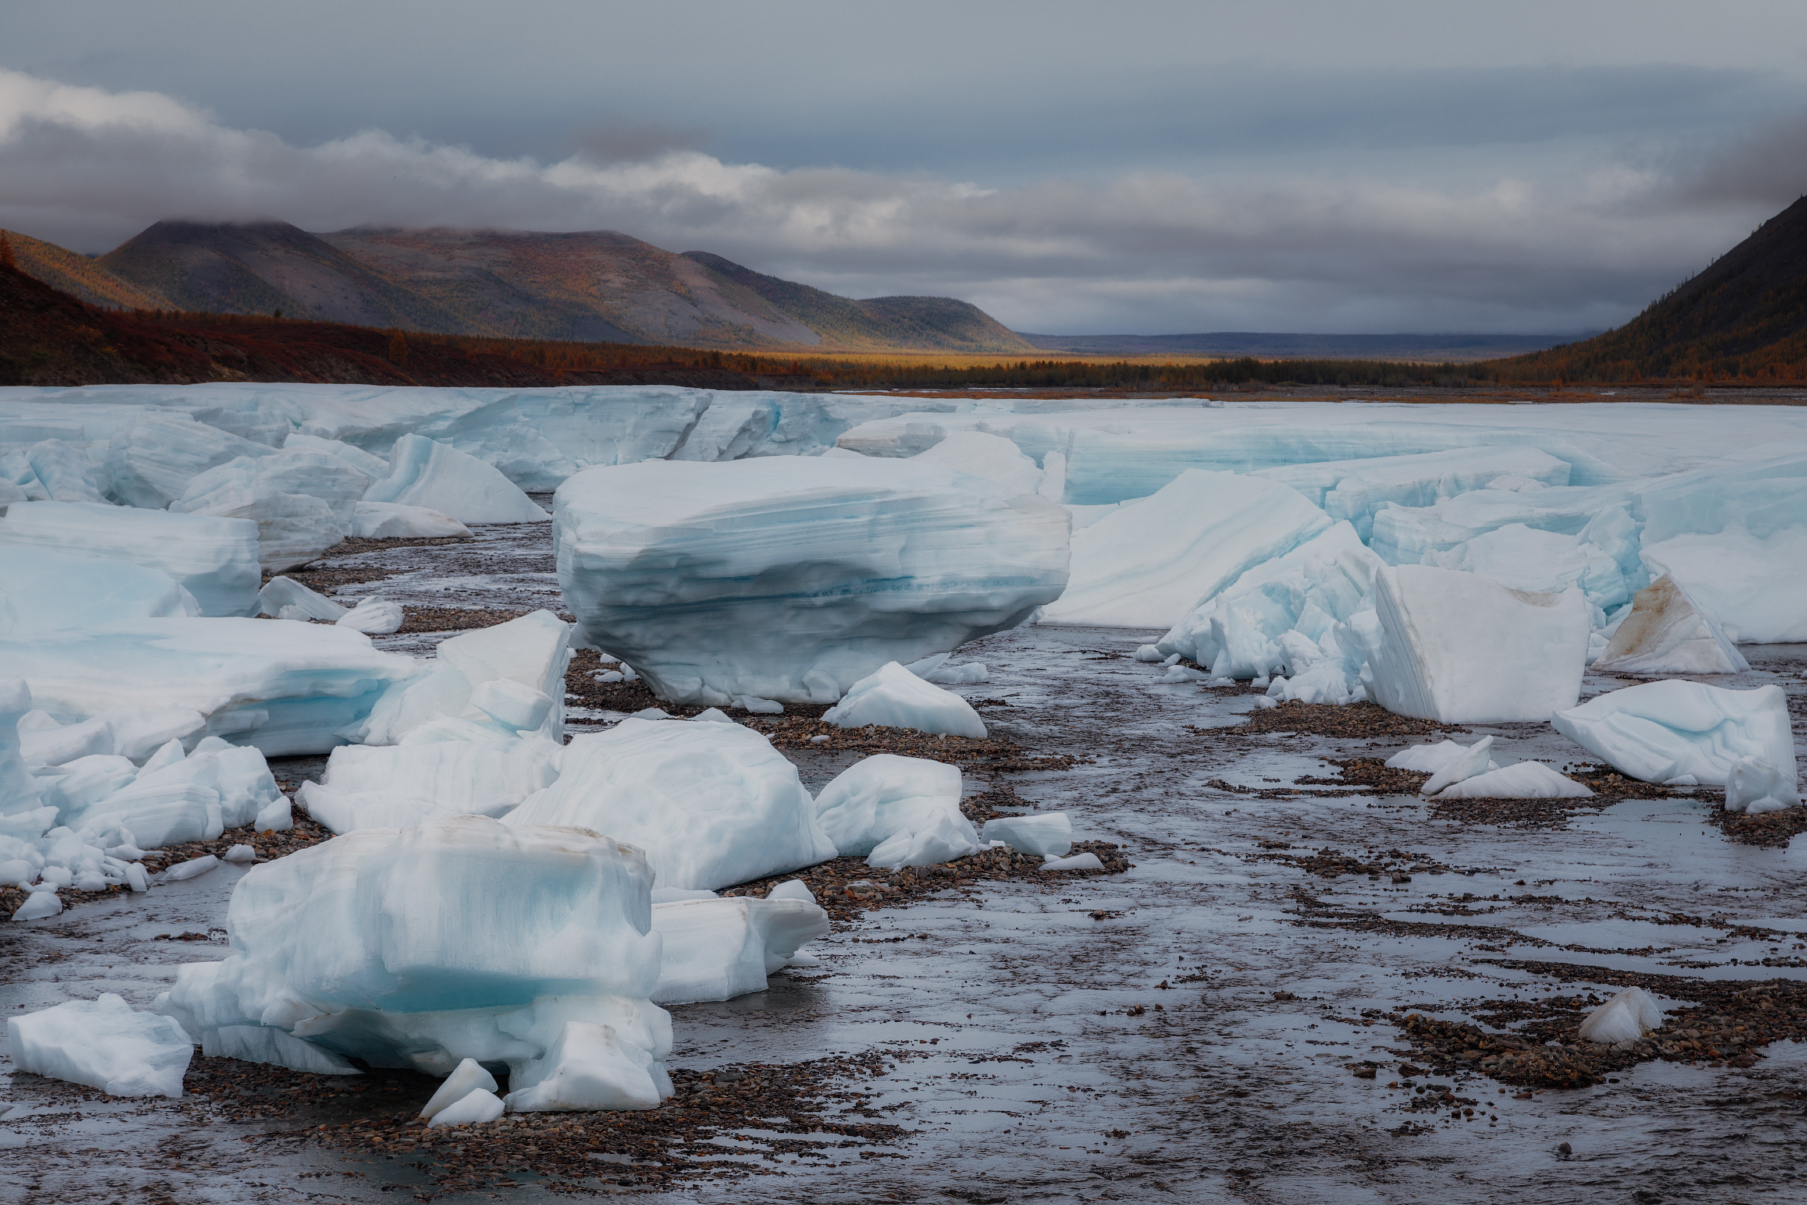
[
  {"x1": 571, "y1": 120, "x2": 709, "y2": 166},
  {"x1": 1675, "y1": 112, "x2": 1807, "y2": 208},
  {"x1": 0, "y1": 67, "x2": 1793, "y2": 334}
]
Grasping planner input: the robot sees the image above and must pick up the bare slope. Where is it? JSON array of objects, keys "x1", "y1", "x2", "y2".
[{"x1": 2, "y1": 228, "x2": 173, "y2": 311}]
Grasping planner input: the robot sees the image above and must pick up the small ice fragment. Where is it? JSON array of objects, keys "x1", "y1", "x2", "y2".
[
  {"x1": 1156, "y1": 665, "x2": 1207, "y2": 684},
  {"x1": 427, "y1": 1087, "x2": 506, "y2": 1128},
  {"x1": 1420, "y1": 737, "x2": 1495, "y2": 796},
  {"x1": 163, "y1": 854, "x2": 219, "y2": 882},
  {"x1": 1162, "y1": 654, "x2": 1181, "y2": 667},
  {"x1": 594, "y1": 670, "x2": 625, "y2": 683},
  {"x1": 254, "y1": 796, "x2": 293, "y2": 832},
  {"x1": 1250, "y1": 696, "x2": 1278, "y2": 709},
  {"x1": 421, "y1": 1058, "x2": 500, "y2": 1120},
  {"x1": 631, "y1": 707, "x2": 671, "y2": 721},
  {"x1": 1040, "y1": 852, "x2": 1105, "y2": 872},
  {"x1": 1430, "y1": 762, "x2": 1593, "y2": 799},
  {"x1": 337, "y1": 597, "x2": 404, "y2": 635},
  {"x1": 692, "y1": 708, "x2": 737, "y2": 724},
  {"x1": 1725, "y1": 757, "x2": 1800, "y2": 815},
  {"x1": 1577, "y1": 987, "x2": 1664, "y2": 1046},
  {"x1": 981, "y1": 812, "x2": 1073, "y2": 857},
  {"x1": 125, "y1": 863, "x2": 149, "y2": 892},
  {"x1": 1134, "y1": 645, "x2": 1164, "y2": 662},
  {"x1": 12, "y1": 890, "x2": 62, "y2": 920},
  {"x1": 808, "y1": 733, "x2": 830, "y2": 743},
  {"x1": 767, "y1": 879, "x2": 817, "y2": 904},
  {"x1": 734, "y1": 696, "x2": 784, "y2": 715},
  {"x1": 6, "y1": 992, "x2": 193, "y2": 1097},
  {"x1": 824, "y1": 662, "x2": 987, "y2": 738},
  {"x1": 223, "y1": 844, "x2": 255, "y2": 863}
]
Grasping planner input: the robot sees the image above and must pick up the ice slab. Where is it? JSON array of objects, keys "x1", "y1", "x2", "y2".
[
  {"x1": 421, "y1": 1059, "x2": 498, "y2": 1119},
  {"x1": 0, "y1": 546, "x2": 199, "y2": 638},
  {"x1": 282, "y1": 432, "x2": 390, "y2": 479},
  {"x1": 1552, "y1": 680, "x2": 1797, "y2": 787},
  {"x1": 980, "y1": 812, "x2": 1073, "y2": 856},
  {"x1": 1251, "y1": 446, "x2": 1572, "y2": 540},
  {"x1": 5, "y1": 618, "x2": 420, "y2": 756},
  {"x1": 0, "y1": 501, "x2": 260, "y2": 617},
  {"x1": 506, "y1": 718, "x2": 835, "y2": 891},
  {"x1": 104, "y1": 412, "x2": 275, "y2": 509},
  {"x1": 258, "y1": 576, "x2": 347, "y2": 622},
  {"x1": 337, "y1": 597, "x2": 404, "y2": 635},
  {"x1": 348, "y1": 501, "x2": 470, "y2": 539},
  {"x1": 1425, "y1": 523, "x2": 1630, "y2": 618},
  {"x1": 823, "y1": 662, "x2": 988, "y2": 738},
  {"x1": 173, "y1": 449, "x2": 371, "y2": 572},
  {"x1": 1040, "y1": 469, "x2": 1331, "y2": 628},
  {"x1": 74, "y1": 739, "x2": 279, "y2": 847},
  {"x1": 1577, "y1": 987, "x2": 1664, "y2": 1046},
  {"x1": 1418, "y1": 737, "x2": 1497, "y2": 796},
  {"x1": 7, "y1": 993, "x2": 193, "y2": 1098},
  {"x1": 298, "y1": 737, "x2": 562, "y2": 834},
  {"x1": 1640, "y1": 524, "x2": 1807, "y2": 644},
  {"x1": 650, "y1": 895, "x2": 830, "y2": 1005},
  {"x1": 20, "y1": 439, "x2": 106, "y2": 504},
  {"x1": 1594, "y1": 575, "x2": 1748, "y2": 674},
  {"x1": 554, "y1": 456, "x2": 1068, "y2": 705},
  {"x1": 360, "y1": 610, "x2": 569, "y2": 745},
  {"x1": 1384, "y1": 739, "x2": 1500, "y2": 777},
  {"x1": 1725, "y1": 757, "x2": 1800, "y2": 815},
  {"x1": 909, "y1": 430, "x2": 1046, "y2": 496},
  {"x1": 364, "y1": 434, "x2": 549, "y2": 524},
  {"x1": 156, "y1": 816, "x2": 671, "y2": 1105},
  {"x1": 1363, "y1": 566, "x2": 1589, "y2": 723},
  {"x1": 813, "y1": 754, "x2": 966, "y2": 857},
  {"x1": 1430, "y1": 761, "x2": 1594, "y2": 799},
  {"x1": 429, "y1": 1088, "x2": 506, "y2": 1127}
]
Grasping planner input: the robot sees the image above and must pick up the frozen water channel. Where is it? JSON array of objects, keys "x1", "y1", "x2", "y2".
[{"x1": 3, "y1": 521, "x2": 1804, "y2": 1204}]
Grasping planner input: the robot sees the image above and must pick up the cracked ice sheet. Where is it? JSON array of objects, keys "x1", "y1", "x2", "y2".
[{"x1": 4, "y1": 544, "x2": 1806, "y2": 1203}]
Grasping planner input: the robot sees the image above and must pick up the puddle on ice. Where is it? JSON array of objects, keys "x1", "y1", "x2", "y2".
[{"x1": 4, "y1": 523, "x2": 1805, "y2": 1203}]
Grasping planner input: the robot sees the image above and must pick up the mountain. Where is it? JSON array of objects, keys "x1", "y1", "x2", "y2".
[
  {"x1": 0, "y1": 260, "x2": 818, "y2": 389},
  {"x1": 24, "y1": 219, "x2": 1036, "y2": 354},
  {"x1": 1018, "y1": 331, "x2": 1587, "y2": 362},
  {"x1": 3, "y1": 228, "x2": 173, "y2": 311},
  {"x1": 1491, "y1": 194, "x2": 1807, "y2": 381}
]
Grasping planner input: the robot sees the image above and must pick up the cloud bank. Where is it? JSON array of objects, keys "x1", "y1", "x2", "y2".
[{"x1": 0, "y1": 69, "x2": 1798, "y2": 334}]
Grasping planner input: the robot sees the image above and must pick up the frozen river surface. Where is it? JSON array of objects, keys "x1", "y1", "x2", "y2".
[{"x1": 3, "y1": 523, "x2": 1804, "y2": 1204}]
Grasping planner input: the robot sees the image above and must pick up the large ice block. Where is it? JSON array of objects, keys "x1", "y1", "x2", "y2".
[
  {"x1": 298, "y1": 736, "x2": 563, "y2": 834},
  {"x1": 1251, "y1": 446, "x2": 1572, "y2": 540},
  {"x1": 21, "y1": 439, "x2": 106, "y2": 504},
  {"x1": 909, "y1": 430, "x2": 1047, "y2": 496},
  {"x1": 505, "y1": 718, "x2": 836, "y2": 891},
  {"x1": 821, "y1": 662, "x2": 988, "y2": 738},
  {"x1": 155, "y1": 816, "x2": 672, "y2": 1110},
  {"x1": 1425, "y1": 523, "x2": 1631, "y2": 618},
  {"x1": 7, "y1": 993, "x2": 193, "y2": 1098},
  {"x1": 1363, "y1": 565, "x2": 1590, "y2": 723},
  {"x1": 1593, "y1": 575, "x2": 1749, "y2": 675},
  {"x1": 4, "y1": 618, "x2": 420, "y2": 756},
  {"x1": 0, "y1": 501, "x2": 261, "y2": 616},
  {"x1": 1551, "y1": 680, "x2": 1796, "y2": 787},
  {"x1": 364, "y1": 434, "x2": 550, "y2": 524},
  {"x1": 174, "y1": 449, "x2": 371, "y2": 572},
  {"x1": 359, "y1": 610, "x2": 570, "y2": 745},
  {"x1": 0, "y1": 546, "x2": 199, "y2": 636},
  {"x1": 650, "y1": 894, "x2": 830, "y2": 1005},
  {"x1": 1039, "y1": 469, "x2": 1331, "y2": 628},
  {"x1": 813, "y1": 754, "x2": 966, "y2": 856},
  {"x1": 554, "y1": 457, "x2": 1069, "y2": 705},
  {"x1": 1640, "y1": 524, "x2": 1807, "y2": 644},
  {"x1": 104, "y1": 412, "x2": 276, "y2": 509}
]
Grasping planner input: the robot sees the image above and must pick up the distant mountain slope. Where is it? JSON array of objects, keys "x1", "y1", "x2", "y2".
[
  {"x1": 1019, "y1": 331, "x2": 1585, "y2": 362},
  {"x1": 26, "y1": 218, "x2": 1028, "y2": 352},
  {"x1": 2, "y1": 228, "x2": 173, "y2": 311},
  {"x1": 99, "y1": 220, "x2": 462, "y2": 332},
  {"x1": 1492, "y1": 194, "x2": 1807, "y2": 380},
  {"x1": 322, "y1": 227, "x2": 819, "y2": 346},
  {"x1": 680, "y1": 251, "x2": 1036, "y2": 353}
]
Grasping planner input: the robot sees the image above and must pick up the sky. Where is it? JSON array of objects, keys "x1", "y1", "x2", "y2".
[{"x1": 3, "y1": 0, "x2": 1806, "y2": 334}]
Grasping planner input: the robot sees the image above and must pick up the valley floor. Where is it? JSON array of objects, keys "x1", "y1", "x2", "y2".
[{"x1": 3, "y1": 522, "x2": 1803, "y2": 1204}]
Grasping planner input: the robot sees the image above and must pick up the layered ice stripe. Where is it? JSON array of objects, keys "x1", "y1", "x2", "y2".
[
  {"x1": 0, "y1": 501, "x2": 261, "y2": 617},
  {"x1": 0, "y1": 546, "x2": 200, "y2": 636},
  {"x1": 3, "y1": 619, "x2": 420, "y2": 755},
  {"x1": 1249, "y1": 446, "x2": 1572, "y2": 539},
  {"x1": 554, "y1": 457, "x2": 1070, "y2": 706}
]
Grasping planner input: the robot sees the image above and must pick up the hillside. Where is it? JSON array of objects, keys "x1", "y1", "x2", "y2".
[
  {"x1": 1491, "y1": 194, "x2": 1807, "y2": 381},
  {"x1": 3, "y1": 228, "x2": 173, "y2": 311},
  {"x1": 680, "y1": 251, "x2": 1034, "y2": 353},
  {"x1": 12, "y1": 219, "x2": 1034, "y2": 354},
  {"x1": 0, "y1": 262, "x2": 802, "y2": 389}
]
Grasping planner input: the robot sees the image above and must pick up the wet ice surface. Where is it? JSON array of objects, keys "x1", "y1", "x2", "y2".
[{"x1": 4, "y1": 523, "x2": 1805, "y2": 1204}]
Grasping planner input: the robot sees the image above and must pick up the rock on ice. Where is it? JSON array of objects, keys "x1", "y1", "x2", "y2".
[
  {"x1": 1039, "y1": 470, "x2": 1331, "y2": 628},
  {"x1": 7, "y1": 993, "x2": 194, "y2": 1097},
  {"x1": 553, "y1": 457, "x2": 1068, "y2": 705},
  {"x1": 823, "y1": 662, "x2": 988, "y2": 738},
  {"x1": 1552, "y1": 681, "x2": 1796, "y2": 787},
  {"x1": 364, "y1": 434, "x2": 550, "y2": 524},
  {"x1": 1362, "y1": 566, "x2": 1589, "y2": 723},
  {"x1": 157, "y1": 816, "x2": 672, "y2": 1110},
  {"x1": 506, "y1": 718, "x2": 835, "y2": 891},
  {"x1": 1594, "y1": 575, "x2": 1750, "y2": 674}
]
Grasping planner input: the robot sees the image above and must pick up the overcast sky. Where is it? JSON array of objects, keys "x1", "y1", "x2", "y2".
[{"x1": 4, "y1": 0, "x2": 1806, "y2": 334}]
